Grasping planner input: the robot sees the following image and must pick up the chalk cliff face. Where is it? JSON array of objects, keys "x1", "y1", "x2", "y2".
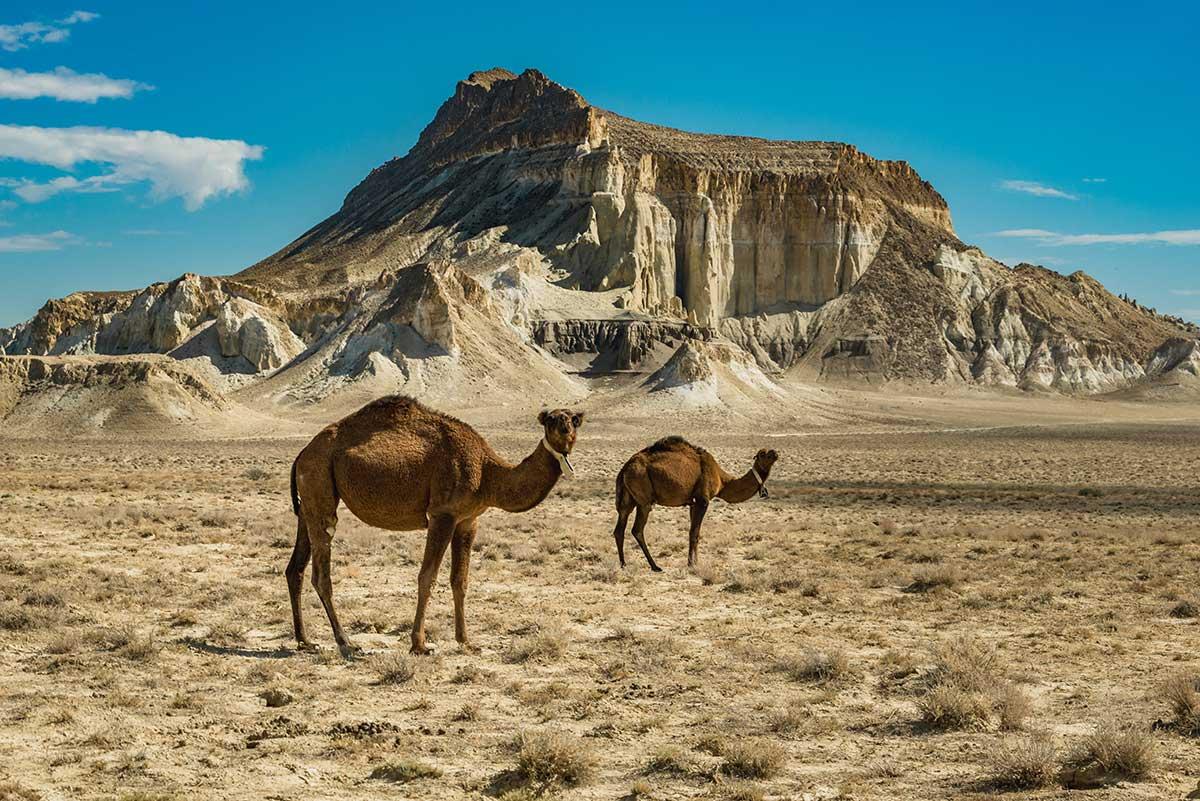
[{"x1": 2, "y1": 66, "x2": 1197, "y2": 429}]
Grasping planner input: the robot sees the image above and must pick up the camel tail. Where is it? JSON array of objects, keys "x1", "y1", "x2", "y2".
[
  {"x1": 289, "y1": 459, "x2": 300, "y2": 516},
  {"x1": 615, "y1": 466, "x2": 630, "y2": 511}
]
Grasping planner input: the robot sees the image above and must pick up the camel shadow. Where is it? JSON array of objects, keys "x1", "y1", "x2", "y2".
[{"x1": 183, "y1": 637, "x2": 293, "y2": 659}]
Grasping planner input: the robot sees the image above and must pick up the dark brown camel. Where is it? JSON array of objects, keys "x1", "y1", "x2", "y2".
[
  {"x1": 613, "y1": 436, "x2": 778, "y2": 571},
  {"x1": 287, "y1": 395, "x2": 583, "y2": 656}
]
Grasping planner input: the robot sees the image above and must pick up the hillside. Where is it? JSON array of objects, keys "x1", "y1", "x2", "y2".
[{"x1": 2, "y1": 67, "x2": 1197, "y2": 432}]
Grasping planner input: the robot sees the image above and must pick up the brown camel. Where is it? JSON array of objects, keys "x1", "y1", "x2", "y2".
[
  {"x1": 613, "y1": 437, "x2": 778, "y2": 571},
  {"x1": 286, "y1": 395, "x2": 583, "y2": 656}
]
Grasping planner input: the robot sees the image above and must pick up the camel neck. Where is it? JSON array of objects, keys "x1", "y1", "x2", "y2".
[
  {"x1": 487, "y1": 441, "x2": 562, "y2": 513},
  {"x1": 717, "y1": 467, "x2": 767, "y2": 504}
]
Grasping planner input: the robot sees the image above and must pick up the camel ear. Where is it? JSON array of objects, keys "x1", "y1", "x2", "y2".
[
  {"x1": 571, "y1": 412, "x2": 584, "y2": 428},
  {"x1": 538, "y1": 410, "x2": 549, "y2": 426}
]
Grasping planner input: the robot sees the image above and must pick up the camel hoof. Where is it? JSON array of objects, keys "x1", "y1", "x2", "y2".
[
  {"x1": 651, "y1": 566, "x2": 664, "y2": 573},
  {"x1": 295, "y1": 641, "x2": 321, "y2": 654},
  {"x1": 457, "y1": 640, "x2": 480, "y2": 654},
  {"x1": 410, "y1": 644, "x2": 434, "y2": 656},
  {"x1": 337, "y1": 641, "x2": 363, "y2": 659}
]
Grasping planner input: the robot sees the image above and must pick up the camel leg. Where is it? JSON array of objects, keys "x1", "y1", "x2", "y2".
[
  {"x1": 449, "y1": 518, "x2": 478, "y2": 650},
  {"x1": 687, "y1": 499, "x2": 709, "y2": 568},
  {"x1": 285, "y1": 517, "x2": 313, "y2": 649},
  {"x1": 411, "y1": 514, "x2": 455, "y2": 655},
  {"x1": 630, "y1": 505, "x2": 663, "y2": 573},
  {"x1": 308, "y1": 514, "x2": 358, "y2": 657},
  {"x1": 613, "y1": 488, "x2": 635, "y2": 568}
]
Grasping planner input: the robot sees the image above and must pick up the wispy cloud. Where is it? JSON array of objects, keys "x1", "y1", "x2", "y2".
[
  {"x1": 1082, "y1": 177, "x2": 1107, "y2": 183},
  {"x1": 0, "y1": 11, "x2": 99, "y2": 51},
  {"x1": 0, "y1": 124, "x2": 265, "y2": 210},
  {"x1": 1169, "y1": 289, "x2": 1200, "y2": 296},
  {"x1": 1000, "y1": 180, "x2": 1077, "y2": 200},
  {"x1": 0, "y1": 67, "x2": 151, "y2": 102},
  {"x1": 123, "y1": 228, "x2": 184, "y2": 237},
  {"x1": 0, "y1": 230, "x2": 78, "y2": 253},
  {"x1": 996, "y1": 228, "x2": 1200, "y2": 246}
]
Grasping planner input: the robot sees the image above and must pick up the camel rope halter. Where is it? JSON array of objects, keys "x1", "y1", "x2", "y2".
[
  {"x1": 752, "y1": 468, "x2": 769, "y2": 499},
  {"x1": 542, "y1": 438, "x2": 575, "y2": 479}
]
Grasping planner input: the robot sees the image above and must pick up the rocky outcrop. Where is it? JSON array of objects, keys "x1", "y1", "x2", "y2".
[
  {"x1": 531, "y1": 319, "x2": 710, "y2": 371},
  {"x1": 3, "y1": 66, "x2": 1195, "y2": 421}
]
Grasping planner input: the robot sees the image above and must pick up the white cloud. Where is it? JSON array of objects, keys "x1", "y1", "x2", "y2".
[
  {"x1": 0, "y1": 230, "x2": 78, "y2": 253},
  {"x1": 1169, "y1": 289, "x2": 1200, "y2": 296},
  {"x1": 999, "y1": 180, "x2": 1077, "y2": 200},
  {"x1": 0, "y1": 11, "x2": 99, "y2": 51},
  {"x1": 996, "y1": 228, "x2": 1200, "y2": 246},
  {"x1": 1082, "y1": 177, "x2": 1107, "y2": 183},
  {"x1": 0, "y1": 124, "x2": 265, "y2": 210},
  {"x1": 0, "y1": 67, "x2": 151, "y2": 102}
]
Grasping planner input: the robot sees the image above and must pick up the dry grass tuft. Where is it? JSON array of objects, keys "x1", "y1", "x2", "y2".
[
  {"x1": 777, "y1": 648, "x2": 849, "y2": 684},
  {"x1": 643, "y1": 744, "x2": 698, "y2": 776},
  {"x1": 368, "y1": 759, "x2": 442, "y2": 783},
  {"x1": 720, "y1": 739, "x2": 786, "y2": 779},
  {"x1": 916, "y1": 637, "x2": 1030, "y2": 731},
  {"x1": 0, "y1": 781, "x2": 43, "y2": 800},
  {"x1": 719, "y1": 783, "x2": 765, "y2": 801},
  {"x1": 986, "y1": 736, "x2": 1058, "y2": 789},
  {"x1": 504, "y1": 622, "x2": 569, "y2": 664},
  {"x1": 905, "y1": 564, "x2": 961, "y2": 593},
  {"x1": 1160, "y1": 672, "x2": 1200, "y2": 735},
  {"x1": 375, "y1": 653, "x2": 415, "y2": 685},
  {"x1": 511, "y1": 729, "x2": 596, "y2": 789},
  {"x1": 1169, "y1": 598, "x2": 1199, "y2": 619},
  {"x1": 1062, "y1": 721, "x2": 1156, "y2": 785}
]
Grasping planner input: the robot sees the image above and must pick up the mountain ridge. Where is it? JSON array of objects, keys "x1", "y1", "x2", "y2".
[{"x1": 2, "y1": 67, "x2": 1197, "y2": 431}]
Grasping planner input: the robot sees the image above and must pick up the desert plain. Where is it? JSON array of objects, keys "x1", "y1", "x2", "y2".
[{"x1": 1, "y1": 388, "x2": 1199, "y2": 801}]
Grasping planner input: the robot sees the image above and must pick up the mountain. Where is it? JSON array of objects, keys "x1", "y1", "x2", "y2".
[{"x1": 2, "y1": 68, "x2": 1197, "y2": 431}]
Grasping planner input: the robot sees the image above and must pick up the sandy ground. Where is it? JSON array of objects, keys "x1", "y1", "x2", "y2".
[{"x1": 2, "y1": 393, "x2": 1200, "y2": 800}]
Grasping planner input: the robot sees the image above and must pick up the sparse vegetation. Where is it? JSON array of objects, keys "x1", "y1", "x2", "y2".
[
  {"x1": 776, "y1": 648, "x2": 849, "y2": 684},
  {"x1": 375, "y1": 653, "x2": 416, "y2": 685},
  {"x1": 510, "y1": 730, "x2": 596, "y2": 790},
  {"x1": 1160, "y1": 672, "x2": 1200, "y2": 735},
  {"x1": 503, "y1": 623, "x2": 568, "y2": 663},
  {"x1": 986, "y1": 736, "x2": 1058, "y2": 789},
  {"x1": 720, "y1": 739, "x2": 786, "y2": 779},
  {"x1": 916, "y1": 637, "x2": 1031, "y2": 731},
  {"x1": 1061, "y1": 721, "x2": 1156, "y2": 786},
  {"x1": 368, "y1": 760, "x2": 442, "y2": 782}
]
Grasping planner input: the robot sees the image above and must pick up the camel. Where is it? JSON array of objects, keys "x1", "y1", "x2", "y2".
[
  {"x1": 286, "y1": 395, "x2": 583, "y2": 656},
  {"x1": 613, "y1": 437, "x2": 778, "y2": 571}
]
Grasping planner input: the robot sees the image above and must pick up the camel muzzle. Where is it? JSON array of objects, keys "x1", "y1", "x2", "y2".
[{"x1": 542, "y1": 438, "x2": 575, "y2": 479}]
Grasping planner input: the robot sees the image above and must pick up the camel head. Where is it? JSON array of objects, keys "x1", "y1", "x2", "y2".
[
  {"x1": 753, "y1": 448, "x2": 779, "y2": 478},
  {"x1": 538, "y1": 408, "x2": 584, "y2": 477}
]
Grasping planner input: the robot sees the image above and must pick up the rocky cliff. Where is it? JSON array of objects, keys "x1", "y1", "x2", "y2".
[{"x1": 2, "y1": 67, "x2": 1196, "y2": 429}]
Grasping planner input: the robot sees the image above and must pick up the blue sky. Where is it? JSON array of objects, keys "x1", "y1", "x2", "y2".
[{"x1": 1, "y1": 1, "x2": 1198, "y2": 326}]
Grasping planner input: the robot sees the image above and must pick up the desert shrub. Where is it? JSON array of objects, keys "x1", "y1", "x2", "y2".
[
  {"x1": 644, "y1": 744, "x2": 697, "y2": 776},
  {"x1": 511, "y1": 730, "x2": 596, "y2": 789},
  {"x1": 986, "y1": 736, "x2": 1058, "y2": 790},
  {"x1": 905, "y1": 564, "x2": 961, "y2": 593},
  {"x1": 916, "y1": 637, "x2": 1030, "y2": 731},
  {"x1": 1161, "y1": 672, "x2": 1200, "y2": 735},
  {"x1": 0, "y1": 781, "x2": 43, "y2": 800},
  {"x1": 1062, "y1": 721, "x2": 1156, "y2": 784},
  {"x1": 504, "y1": 623, "x2": 568, "y2": 663},
  {"x1": 720, "y1": 783, "x2": 765, "y2": 801},
  {"x1": 375, "y1": 653, "x2": 415, "y2": 685},
  {"x1": 768, "y1": 705, "x2": 810, "y2": 735},
  {"x1": 368, "y1": 760, "x2": 442, "y2": 782},
  {"x1": 0, "y1": 603, "x2": 37, "y2": 631},
  {"x1": 243, "y1": 467, "x2": 271, "y2": 482},
  {"x1": 777, "y1": 648, "x2": 849, "y2": 684},
  {"x1": 720, "y1": 739, "x2": 786, "y2": 779},
  {"x1": 1169, "y1": 598, "x2": 1199, "y2": 619}
]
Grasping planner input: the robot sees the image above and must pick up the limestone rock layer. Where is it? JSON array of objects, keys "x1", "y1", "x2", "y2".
[{"x1": 3, "y1": 67, "x2": 1197, "y2": 418}]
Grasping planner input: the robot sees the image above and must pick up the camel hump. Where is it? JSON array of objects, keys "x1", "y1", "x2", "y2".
[{"x1": 644, "y1": 435, "x2": 700, "y2": 455}]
